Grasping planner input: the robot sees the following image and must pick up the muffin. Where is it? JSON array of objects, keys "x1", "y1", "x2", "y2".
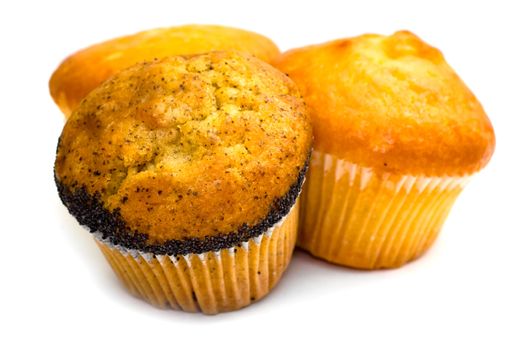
[
  {"x1": 274, "y1": 31, "x2": 495, "y2": 269},
  {"x1": 49, "y1": 25, "x2": 280, "y2": 116},
  {"x1": 54, "y1": 51, "x2": 312, "y2": 314}
]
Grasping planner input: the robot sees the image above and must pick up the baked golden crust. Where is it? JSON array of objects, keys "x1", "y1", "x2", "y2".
[
  {"x1": 274, "y1": 31, "x2": 495, "y2": 176},
  {"x1": 55, "y1": 51, "x2": 312, "y2": 245},
  {"x1": 50, "y1": 25, "x2": 280, "y2": 116}
]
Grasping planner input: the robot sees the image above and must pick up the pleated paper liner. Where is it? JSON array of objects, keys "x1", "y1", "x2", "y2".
[
  {"x1": 300, "y1": 151, "x2": 470, "y2": 269},
  {"x1": 96, "y1": 202, "x2": 298, "y2": 315}
]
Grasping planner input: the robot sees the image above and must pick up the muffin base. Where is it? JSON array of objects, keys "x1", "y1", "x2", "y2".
[
  {"x1": 300, "y1": 151, "x2": 469, "y2": 269},
  {"x1": 96, "y1": 202, "x2": 298, "y2": 314}
]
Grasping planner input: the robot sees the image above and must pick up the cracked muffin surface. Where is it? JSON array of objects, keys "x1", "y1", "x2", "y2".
[{"x1": 54, "y1": 51, "x2": 312, "y2": 247}]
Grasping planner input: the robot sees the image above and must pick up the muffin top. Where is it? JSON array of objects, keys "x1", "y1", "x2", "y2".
[
  {"x1": 50, "y1": 25, "x2": 280, "y2": 115},
  {"x1": 274, "y1": 31, "x2": 495, "y2": 176},
  {"x1": 55, "y1": 51, "x2": 311, "y2": 254}
]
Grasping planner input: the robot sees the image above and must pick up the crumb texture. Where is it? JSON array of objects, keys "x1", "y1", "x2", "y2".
[
  {"x1": 50, "y1": 25, "x2": 280, "y2": 115},
  {"x1": 274, "y1": 31, "x2": 495, "y2": 175},
  {"x1": 55, "y1": 51, "x2": 311, "y2": 245}
]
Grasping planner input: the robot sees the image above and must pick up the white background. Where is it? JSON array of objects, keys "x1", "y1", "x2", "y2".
[{"x1": 1, "y1": 0, "x2": 524, "y2": 349}]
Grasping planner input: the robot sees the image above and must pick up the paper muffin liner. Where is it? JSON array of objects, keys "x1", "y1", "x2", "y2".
[
  {"x1": 299, "y1": 150, "x2": 470, "y2": 269},
  {"x1": 95, "y1": 201, "x2": 298, "y2": 314}
]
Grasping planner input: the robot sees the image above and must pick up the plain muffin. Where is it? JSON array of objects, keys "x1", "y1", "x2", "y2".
[
  {"x1": 55, "y1": 51, "x2": 312, "y2": 314},
  {"x1": 50, "y1": 25, "x2": 280, "y2": 116},
  {"x1": 274, "y1": 31, "x2": 495, "y2": 269}
]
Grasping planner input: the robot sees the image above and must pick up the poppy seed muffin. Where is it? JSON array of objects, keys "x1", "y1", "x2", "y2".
[
  {"x1": 55, "y1": 51, "x2": 312, "y2": 314},
  {"x1": 274, "y1": 31, "x2": 495, "y2": 269},
  {"x1": 50, "y1": 25, "x2": 280, "y2": 116}
]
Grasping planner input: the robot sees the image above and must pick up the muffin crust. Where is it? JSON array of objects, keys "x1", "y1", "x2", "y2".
[
  {"x1": 50, "y1": 25, "x2": 280, "y2": 115},
  {"x1": 55, "y1": 163, "x2": 307, "y2": 255},
  {"x1": 274, "y1": 31, "x2": 495, "y2": 176},
  {"x1": 55, "y1": 51, "x2": 312, "y2": 250}
]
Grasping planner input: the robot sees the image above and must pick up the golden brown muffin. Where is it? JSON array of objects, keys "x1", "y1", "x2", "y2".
[
  {"x1": 275, "y1": 31, "x2": 494, "y2": 176},
  {"x1": 274, "y1": 31, "x2": 495, "y2": 269},
  {"x1": 55, "y1": 51, "x2": 312, "y2": 313},
  {"x1": 50, "y1": 25, "x2": 280, "y2": 116}
]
